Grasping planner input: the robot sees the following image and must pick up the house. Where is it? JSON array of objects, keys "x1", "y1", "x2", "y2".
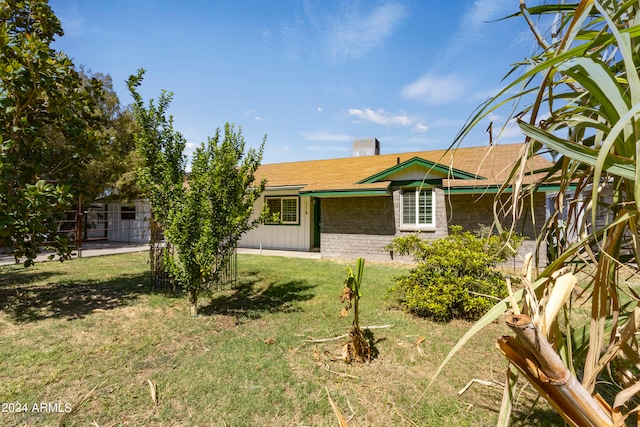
[{"x1": 239, "y1": 139, "x2": 555, "y2": 267}]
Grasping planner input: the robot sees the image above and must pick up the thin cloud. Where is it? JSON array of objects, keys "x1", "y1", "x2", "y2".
[
  {"x1": 400, "y1": 73, "x2": 470, "y2": 105},
  {"x1": 412, "y1": 123, "x2": 428, "y2": 133},
  {"x1": 301, "y1": 131, "x2": 352, "y2": 142},
  {"x1": 328, "y1": 1, "x2": 408, "y2": 61},
  {"x1": 443, "y1": 0, "x2": 513, "y2": 63},
  {"x1": 306, "y1": 145, "x2": 351, "y2": 152},
  {"x1": 282, "y1": 1, "x2": 408, "y2": 62},
  {"x1": 348, "y1": 108, "x2": 411, "y2": 127}
]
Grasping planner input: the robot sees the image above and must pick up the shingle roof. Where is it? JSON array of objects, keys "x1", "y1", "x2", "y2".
[{"x1": 254, "y1": 143, "x2": 552, "y2": 194}]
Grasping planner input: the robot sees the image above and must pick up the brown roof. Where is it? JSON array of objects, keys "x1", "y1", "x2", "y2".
[{"x1": 254, "y1": 143, "x2": 552, "y2": 194}]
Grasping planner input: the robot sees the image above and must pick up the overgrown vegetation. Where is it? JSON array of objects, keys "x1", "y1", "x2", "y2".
[
  {"x1": 0, "y1": 1, "x2": 105, "y2": 264},
  {"x1": 386, "y1": 226, "x2": 522, "y2": 321},
  {"x1": 437, "y1": 1, "x2": 640, "y2": 425},
  {"x1": 0, "y1": 252, "x2": 566, "y2": 426}
]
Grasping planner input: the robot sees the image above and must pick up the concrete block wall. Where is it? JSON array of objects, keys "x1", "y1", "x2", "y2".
[
  {"x1": 319, "y1": 190, "x2": 548, "y2": 268},
  {"x1": 320, "y1": 196, "x2": 396, "y2": 262},
  {"x1": 448, "y1": 192, "x2": 548, "y2": 270}
]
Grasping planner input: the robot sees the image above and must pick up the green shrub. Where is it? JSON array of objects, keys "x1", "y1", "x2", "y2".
[{"x1": 386, "y1": 226, "x2": 522, "y2": 322}]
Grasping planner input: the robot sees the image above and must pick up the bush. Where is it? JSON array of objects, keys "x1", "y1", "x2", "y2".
[{"x1": 386, "y1": 226, "x2": 522, "y2": 321}]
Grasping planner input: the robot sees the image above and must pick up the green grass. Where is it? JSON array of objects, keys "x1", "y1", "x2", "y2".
[{"x1": 0, "y1": 252, "x2": 564, "y2": 426}]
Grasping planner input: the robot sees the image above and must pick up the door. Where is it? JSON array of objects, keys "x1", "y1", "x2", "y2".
[{"x1": 313, "y1": 198, "x2": 321, "y2": 248}]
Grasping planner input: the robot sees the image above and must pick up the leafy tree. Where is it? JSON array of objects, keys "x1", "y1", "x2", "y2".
[
  {"x1": 0, "y1": 0, "x2": 105, "y2": 264},
  {"x1": 432, "y1": 2, "x2": 640, "y2": 425},
  {"x1": 77, "y1": 69, "x2": 140, "y2": 203},
  {"x1": 128, "y1": 69, "x2": 268, "y2": 316}
]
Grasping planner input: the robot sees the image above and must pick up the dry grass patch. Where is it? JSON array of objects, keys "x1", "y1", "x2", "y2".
[{"x1": 0, "y1": 252, "x2": 565, "y2": 426}]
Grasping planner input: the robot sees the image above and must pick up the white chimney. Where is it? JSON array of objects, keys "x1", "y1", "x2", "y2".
[{"x1": 352, "y1": 138, "x2": 380, "y2": 157}]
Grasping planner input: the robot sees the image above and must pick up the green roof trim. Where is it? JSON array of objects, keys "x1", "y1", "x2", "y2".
[
  {"x1": 358, "y1": 157, "x2": 485, "y2": 184},
  {"x1": 390, "y1": 179, "x2": 441, "y2": 188},
  {"x1": 445, "y1": 183, "x2": 577, "y2": 195},
  {"x1": 299, "y1": 188, "x2": 389, "y2": 198}
]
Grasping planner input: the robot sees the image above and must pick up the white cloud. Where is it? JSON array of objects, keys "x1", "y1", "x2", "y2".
[
  {"x1": 401, "y1": 73, "x2": 470, "y2": 105},
  {"x1": 301, "y1": 131, "x2": 352, "y2": 142},
  {"x1": 306, "y1": 145, "x2": 351, "y2": 152},
  {"x1": 282, "y1": 1, "x2": 407, "y2": 62},
  {"x1": 444, "y1": 0, "x2": 514, "y2": 61},
  {"x1": 255, "y1": 116, "x2": 264, "y2": 121},
  {"x1": 317, "y1": 107, "x2": 323, "y2": 112},
  {"x1": 55, "y1": 4, "x2": 85, "y2": 37},
  {"x1": 412, "y1": 123, "x2": 428, "y2": 133},
  {"x1": 328, "y1": 2, "x2": 408, "y2": 61},
  {"x1": 348, "y1": 108, "x2": 411, "y2": 127}
]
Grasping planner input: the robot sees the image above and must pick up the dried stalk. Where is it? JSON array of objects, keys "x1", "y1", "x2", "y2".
[{"x1": 498, "y1": 314, "x2": 613, "y2": 427}]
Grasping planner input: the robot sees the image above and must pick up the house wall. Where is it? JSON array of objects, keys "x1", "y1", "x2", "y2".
[
  {"x1": 319, "y1": 189, "x2": 548, "y2": 269},
  {"x1": 239, "y1": 190, "x2": 312, "y2": 250},
  {"x1": 107, "y1": 200, "x2": 151, "y2": 243},
  {"x1": 448, "y1": 192, "x2": 548, "y2": 270},
  {"x1": 320, "y1": 188, "x2": 449, "y2": 262},
  {"x1": 319, "y1": 196, "x2": 396, "y2": 261}
]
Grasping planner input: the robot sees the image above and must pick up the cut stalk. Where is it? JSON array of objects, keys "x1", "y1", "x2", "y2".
[{"x1": 497, "y1": 314, "x2": 612, "y2": 427}]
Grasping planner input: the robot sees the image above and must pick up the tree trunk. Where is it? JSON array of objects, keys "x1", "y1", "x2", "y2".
[
  {"x1": 189, "y1": 290, "x2": 198, "y2": 317},
  {"x1": 497, "y1": 314, "x2": 612, "y2": 427}
]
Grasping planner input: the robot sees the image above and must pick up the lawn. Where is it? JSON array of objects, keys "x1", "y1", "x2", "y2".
[{"x1": 0, "y1": 252, "x2": 563, "y2": 426}]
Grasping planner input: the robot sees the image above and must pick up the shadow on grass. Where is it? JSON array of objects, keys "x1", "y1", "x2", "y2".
[
  {"x1": 0, "y1": 270, "x2": 150, "y2": 322},
  {"x1": 509, "y1": 406, "x2": 566, "y2": 426},
  {"x1": 199, "y1": 272, "x2": 316, "y2": 321},
  {"x1": 363, "y1": 328, "x2": 383, "y2": 360}
]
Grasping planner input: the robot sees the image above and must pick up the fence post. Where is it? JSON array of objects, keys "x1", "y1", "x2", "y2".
[{"x1": 76, "y1": 197, "x2": 83, "y2": 258}]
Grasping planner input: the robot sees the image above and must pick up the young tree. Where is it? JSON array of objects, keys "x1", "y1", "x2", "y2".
[
  {"x1": 431, "y1": 1, "x2": 640, "y2": 425},
  {"x1": 128, "y1": 69, "x2": 268, "y2": 316},
  {"x1": 0, "y1": 0, "x2": 105, "y2": 264}
]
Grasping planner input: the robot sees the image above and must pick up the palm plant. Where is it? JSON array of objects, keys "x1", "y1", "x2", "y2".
[
  {"x1": 340, "y1": 257, "x2": 371, "y2": 363},
  {"x1": 430, "y1": 1, "x2": 640, "y2": 425}
]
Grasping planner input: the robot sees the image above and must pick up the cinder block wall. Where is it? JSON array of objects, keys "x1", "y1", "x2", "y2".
[
  {"x1": 319, "y1": 190, "x2": 548, "y2": 269},
  {"x1": 320, "y1": 196, "x2": 397, "y2": 262},
  {"x1": 448, "y1": 192, "x2": 548, "y2": 270}
]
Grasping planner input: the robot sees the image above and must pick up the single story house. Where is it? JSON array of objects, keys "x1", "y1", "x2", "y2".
[{"x1": 239, "y1": 139, "x2": 555, "y2": 267}]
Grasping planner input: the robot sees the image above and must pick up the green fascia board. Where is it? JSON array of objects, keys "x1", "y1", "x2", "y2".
[
  {"x1": 358, "y1": 157, "x2": 485, "y2": 184},
  {"x1": 445, "y1": 183, "x2": 577, "y2": 195},
  {"x1": 390, "y1": 179, "x2": 441, "y2": 188},
  {"x1": 299, "y1": 189, "x2": 390, "y2": 198}
]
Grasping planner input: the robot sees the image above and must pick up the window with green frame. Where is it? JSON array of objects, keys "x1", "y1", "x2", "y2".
[
  {"x1": 401, "y1": 188, "x2": 435, "y2": 227},
  {"x1": 265, "y1": 196, "x2": 299, "y2": 224}
]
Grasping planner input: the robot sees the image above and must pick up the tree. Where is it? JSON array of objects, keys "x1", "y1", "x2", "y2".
[
  {"x1": 128, "y1": 69, "x2": 268, "y2": 316},
  {"x1": 77, "y1": 69, "x2": 141, "y2": 203},
  {"x1": 0, "y1": 0, "x2": 105, "y2": 265},
  {"x1": 430, "y1": 1, "x2": 640, "y2": 425}
]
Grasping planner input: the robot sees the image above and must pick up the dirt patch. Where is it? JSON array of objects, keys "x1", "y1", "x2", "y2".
[{"x1": 214, "y1": 314, "x2": 238, "y2": 330}]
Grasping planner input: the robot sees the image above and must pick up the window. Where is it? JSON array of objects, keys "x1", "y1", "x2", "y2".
[
  {"x1": 121, "y1": 205, "x2": 136, "y2": 220},
  {"x1": 265, "y1": 196, "x2": 299, "y2": 224},
  {"x1": 401, "y1": 188, "x2": 435, "y2": 228}
]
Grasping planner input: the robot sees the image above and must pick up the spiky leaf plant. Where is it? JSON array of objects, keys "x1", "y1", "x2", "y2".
[{"x1": 429, "y1": 1, "x2": 640, "y2": 425}]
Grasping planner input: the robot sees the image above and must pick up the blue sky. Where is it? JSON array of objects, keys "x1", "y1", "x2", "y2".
[{"x1": 49, "y1": 0, "x2": 536, "y2": 165}]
